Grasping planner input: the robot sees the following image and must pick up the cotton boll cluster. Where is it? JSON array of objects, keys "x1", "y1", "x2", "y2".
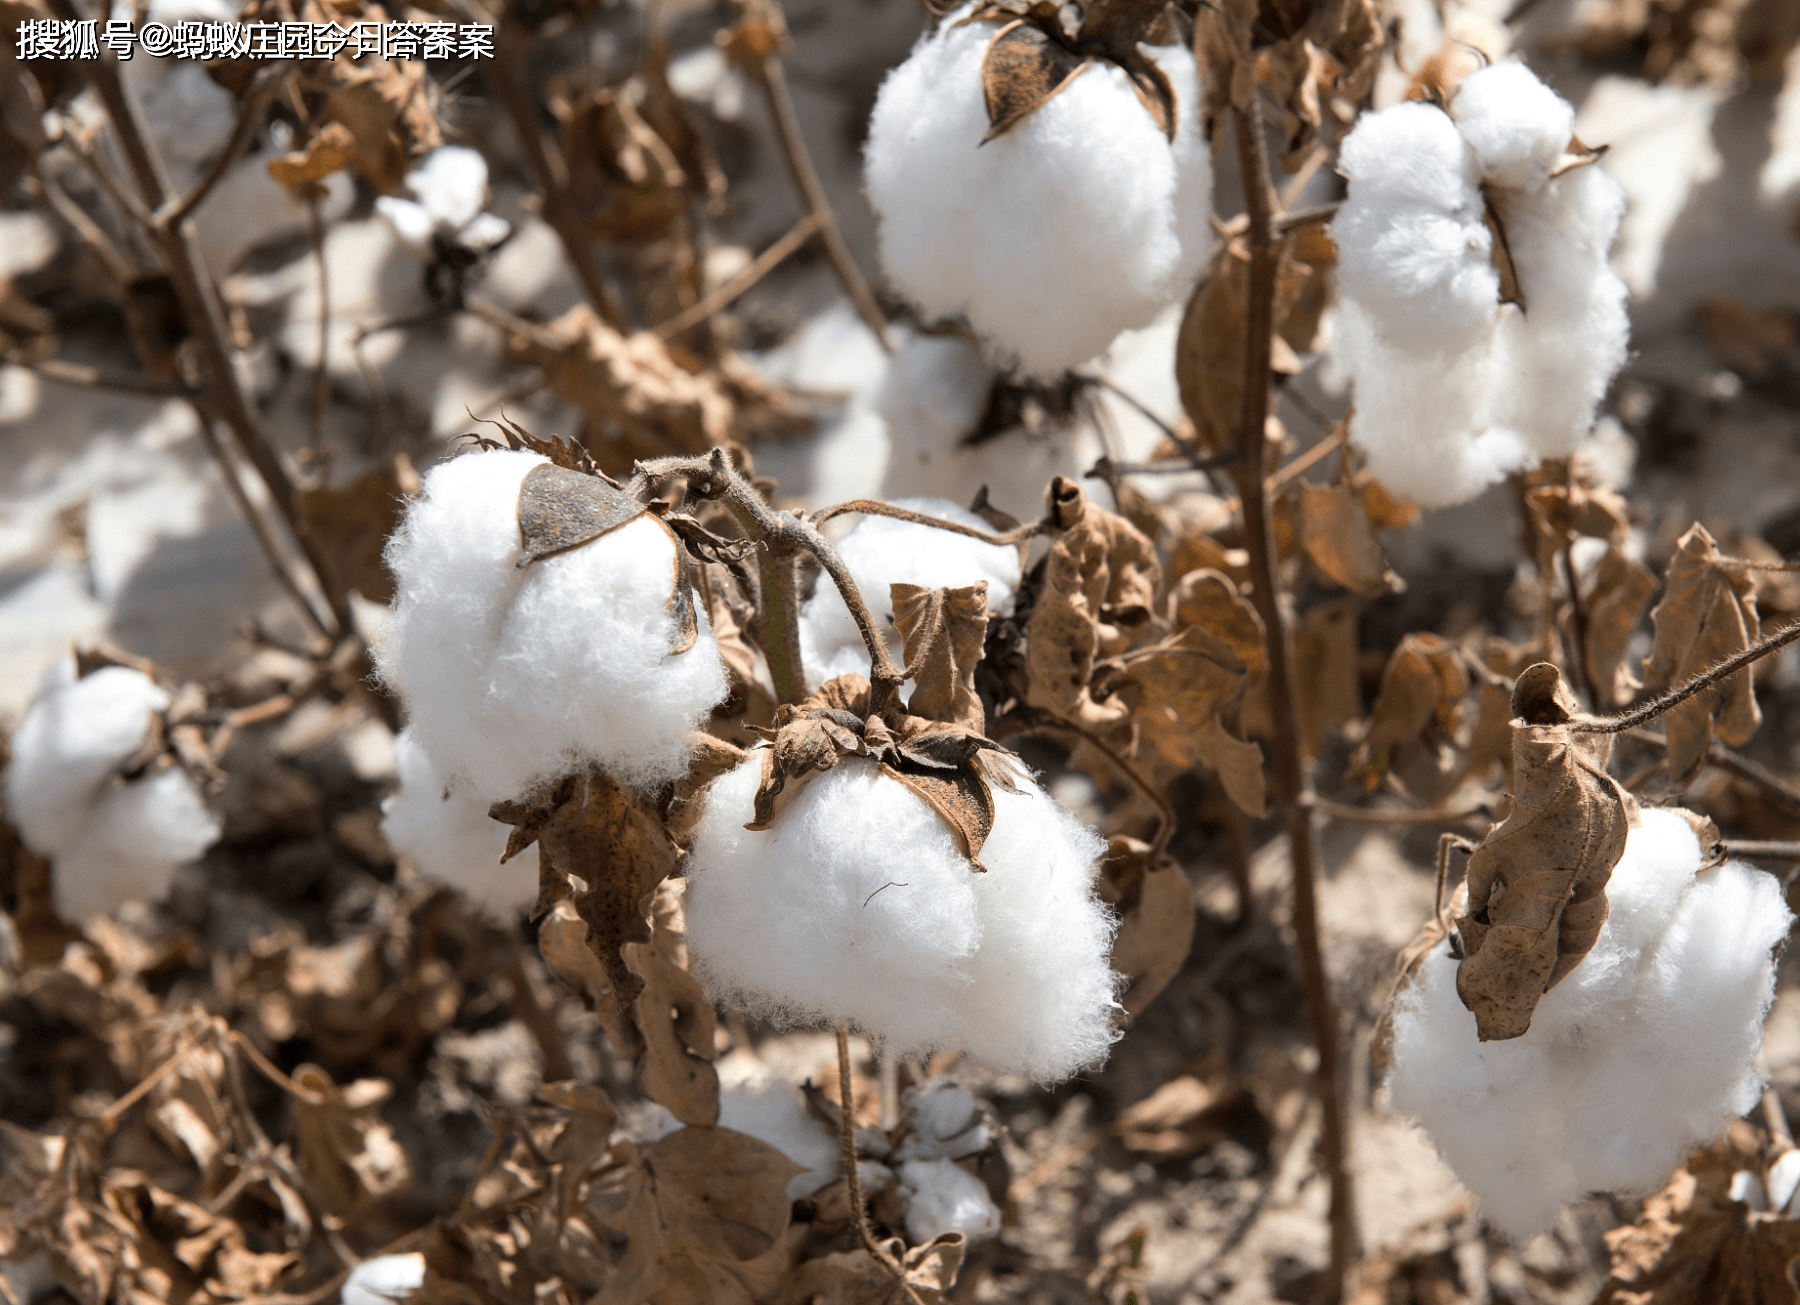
[
  {"x1": 892, "y1": 1077, "x2": 1003, "y2": 1243},
  {"x1": 1385, "y1": 807, "x2": 1793, "y2": 1240},
  {"x1": 864, "y1": 9, "x2": 1213, "y2": 379},
  {"x1": 684, "y1": 754, "x2": 1121, "y2": 1083},
  {"x1": 375, "y1": 147, "x2": 512, "y2": 257},
  {"x1": 798, "y1": 495, "x2": 1021, "y2": 690},
  {"x1": 895, "y1": 1078, "x2": 992, "y2": 1163},
  {"x1": 1329, "y1": 61, "x2": 1629, "y2": 509},
  {"x1": 380, "y1": 730, "x2": 538, "y2": 919},
  {"x1": 375, "y1": 448, "x2": 729, "y2": 801},
  {"x1": 4, "y1": 665, "x2": 220, "y2": 922}
]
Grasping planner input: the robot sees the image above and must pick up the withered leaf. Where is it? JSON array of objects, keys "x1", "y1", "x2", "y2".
[
  {"x1": 1348, "y1": 633, "x2": 1468, "y2": 801},
  {"x1": 979, "y1": 20, "x2": 1093, "y2": 143},
  {"x1": 892, "y1": 581, "x2": 990, "y2": 735},
  {"x1": 265, "y1": 119, "x2": 358, "y2": 192},
  {"x1": 1297, "y1": 482, "x2": 1402, "y2": 598},
  {"x1": 1100, "y1": 836, "x2": 1196, "y2": 1018},
  {"x1": 1483, "y1": 185, "x2": 1527, "y2": 312},
  {"x1": 296, "y1": 34, "x2": 441, "y2": 193},
  {"x1": 1594, "y1": 1145, "x2": 1800, "y2": 1305},
  {"x1": 1644, "y1": 523, "x2": 1763, "y2": 785},
  {"x1": 1176, "y1": 236, "x2": 1250, "y2": 459},
  {"x1": 1191, "y1": 0, "x2": 1257, "y2": 140},
  {"x1": 538, "y1": 898, "x2": 646, "y2": 1061},
  {"x1": 291, "y1": 1062, "x2": 411, "y2": 1215},
  {"x1": 101, "y1": 1172, "x2": 303, "y2": 1302},
  {"x1": 1454, "y1": 664, "x2": 1637, "y2": 1041},
  {"x1": 775, "y1": 1233, "x2": 966, "y2": 1305},
  {"x1": 297, "y1": 455, "x2": 417, "y2": 604},
  {"x1": 589, "y1": 1126, "x2": 801, "y2": 1304},
  {"x1": 1168, "y1": 567, "x2": 1267, "y2": 681},
  {"x1": 516, "y1": 460, "x2": 651, "y2": 566},
  {"x1": 1026, "y1": 478, "x2": 1161, "y2": 730},
  {"x1": 627, "y1": 885, "x2": 721, "y2": 1126},
  {"x1": 1112, "y1": 1059, "x2": 1241, "y2": 1160},
  {"x1": 1585, "y1": 544, "x2": 1659, "y2": 708},
  {"x1": 1277, "y1": 225, "x2": 1338, "y2": 355}
]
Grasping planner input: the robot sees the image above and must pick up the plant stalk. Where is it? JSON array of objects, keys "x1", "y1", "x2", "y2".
[{"x1": 1228, "y1": 98, "x2": 1354, "y2": 1303}]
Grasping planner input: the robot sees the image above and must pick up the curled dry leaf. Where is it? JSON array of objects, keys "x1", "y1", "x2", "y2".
[
  {"x1": 1594, "y1": 1144, "x2": 1800, "y2": 1304},
  {"x1": 1585, "y1": 544, "x2": 1660, "y2": 708},
  {"x1": 1112, "y1": 1058, "x2": 1242, "y2": 1160},
  {"x1": 265, "y1": 120, "x2": 357, "y2": 192},
  {"x1": 1453, "y1": 664, "x2": 1638, "y2": 1041},
  {"x1": 892, "y1": 581, "x2": 990, "y2": 736},
  {"x1": 1348, "y1": 633, "x2": 1468, "y2": 802},
  {"x1": 1644, "y1": 522, "x2": 1763, "y2": 785},
  {"x1": 558, "y1": 84, "x2": 694, "y2": 246},
  {"x1": 101, "y1": 1172, "x2": 304, "y2": 1303},
  {"x1": 1168, "y1": 567, "x2": 1266, "y2": 681},
  {"x1": 775, "y1": 1233, "x2": 967, "y2": 1305},
  {"x1": 293, "y1": 20, "x2": 441, "y2": 192},
  {"x1": 1462, "y1": 635, "x2": 1533, "y2": 789},
  {"x1": 1297, "y1": 482, "x2": 1402, "y2": 598},
  {"x1": 1099, "y1": 835, "x2": 1196, "y2": 1018},
  {"x1": 589, "y1": 1125, "x2": 802, "y2": 1305},
  {"x1": 1025, "y1": 478, "x2": 1161, "y2": 730},
  {"x1": 1176, "y1": 235, "x2": 1250, "y2": 459},
  {"x1": 290, "y1": 1062, "x2": 411, "y2": 1215}
]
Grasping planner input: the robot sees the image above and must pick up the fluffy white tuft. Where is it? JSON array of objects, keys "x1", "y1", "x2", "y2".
[
  {"x1": 897, "y1": 1158, "x2": 1002, "y2": 1244},
  {"x1": 684, "y1": 755, "x2": 1122, "y2": 1083},
  {"x1": 341, "y1": 1253, "x2": 425, "y2": 1305},
  {"x1": 381, "y1": 729, "x2": 538, "y2": 919},
  {"x1": 896, "y1": 1078, "x2": 992, "y2": 1162},
  {"x1": 1329, "y1": 62, "x2": 1629, "y2": 509},
  {"x1": 375, "y1": 146, "x2": 507, "y2": 254},
  {"x1": 865, "y1": 10, "x2": 1212, "y2": 379},
  {"x1": 716, "y1": 1057, "x2": 843, "y2": 1200},
  {"x1": 5, "y1": 665, "x2": 220, "y2": 921},
  {"x1": 375, "y1": 449, "x2": 729, "y2": 801},
  {"x1": 798, "y1": 495, "x2": 1021, "y2": 690},
  {"x1": 1386, "y1": 807, "x2": 1793, "y2": 1240}
]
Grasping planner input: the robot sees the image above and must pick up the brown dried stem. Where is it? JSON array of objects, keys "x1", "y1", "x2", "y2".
[
  {"x1": 741, "y1": 20, "x2": 892, "y2": 352},
  {"x1": 14, "y1": 355, "x2": 187, "y2": 399},
  {"x1": 48, "y1": 18, "x2": 352, "y2": 639},
  {"x1": 1720, "y1": 841, "x2": 1800, "y2": 862},
  {"x1": 654, "y1": 211, "x2": 824, "y2": 339},
  {"x1": 1020, "y1": 715, "x2": 1175, "y2": 857},
  {"x1": 812, "y1": 498, "x2": 1043, "y2": 547},
  {"x1": 836, "y1": 1024, "x2": 923, "y2": 1303},
  {"x1": 1572, "y1": 617, "x2": 1800, "y2": 735},
  {"x1": 1227, "y1": 97, "x2": 1354, "y2": 1302}
]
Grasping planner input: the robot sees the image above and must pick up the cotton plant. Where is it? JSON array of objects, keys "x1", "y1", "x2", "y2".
[
  {"x1": 4, "y1": 662, "x2": 220, "y2": 922},
  {"x1": 865, "y1": 0, "x2": 1213, "y2": 379},
  {"x1": 1329, "y1": 59, "x2": 1629, "y2": 508}
]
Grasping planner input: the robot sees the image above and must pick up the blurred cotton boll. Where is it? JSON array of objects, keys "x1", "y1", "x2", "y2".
[
  {"x1": 374, "y1": 448, "x2": 729, "y2": 802},
  {"x1": 683, "y1": 754, "x2": 1122, "y2": 1083},
  {"x1": 4, "y1": 665, "x2": 220, "y2": 921},
  {"x1": 898, "y1": 1157, "x2": 1002, "y2": 1243},
  {"x1": 1385, "y1": 807, "x2": 1793, "y2": 1240},
  {"x1": 798, "y1": 495, "x2": 1022, "y2": 690},
  {"x1": 381, "y1": 729, "x2": 539, "y2": 919},
  {"x1": 864, "y1": 7, "x2": 1213, "y2": 379},
  {"x1": 375, "y1": 146, "x2": 512, "y2": 256},
  {"x1": 341, "y1": 1253, "x2": 425, "y2": 1305}
]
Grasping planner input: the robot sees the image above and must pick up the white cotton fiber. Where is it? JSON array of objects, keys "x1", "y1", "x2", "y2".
[
  {"x1": 375, "y1": 146, "x2": 510, "y2": 254},
  {"x1": 896, "y1": 1078, "x2": 992, "y2": 1162},
  {"x1": 375, "y1": 448, "x2": 729, "y2": 801},
  {"x1": 716, "y1": 1057, "x2": 843, "y2": 1199},
  {"x1": 5, "y1": 665, "x2": 221, "y2": 921},
  {"x1": 865, "y1": 9, "x2": 1213, "y2": 378},
  {"x1": 684, "y1": 755, "x2": 1121, "y2": 1083},
  {"x1": 897, "y1": 1157, "x2": 1002, "y2": 1244},
  {"x1": 1386, "y1": 807, "x2": 1794, "y2": 1240},
  {"x1": 341, "y1": 1252, "x2": 425, "y2": 1305},
  {"x1": 1329, "y1": 62, "x2": 1630, "y2": 509},
  {"x1": 799, "y1": 495, "x2": 1021, "y2": 690},
  {"x1": 381, "y1": 730, "x2": 538, "y2": 919}
]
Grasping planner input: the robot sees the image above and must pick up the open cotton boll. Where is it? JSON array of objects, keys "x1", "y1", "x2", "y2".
[
  {"x1": 341, "y1": 1252, "x2": 425, "y2": 1305},
  {"x1": 897, "y1": 1158, "x2": 1002, "y2": 1244},
  {"x1": 896, "y1": 1078, "x2": 991, "y2": 1162},
  {"x1": 865, "y1": 10, "x2": 1212, "y2": 378},
  {"x1": 376, "y1": 448, "x2": 729, "y2": 800},
  {"x1": 798, "y1": 495, "x2": 1021, "y2": 690},
  {"x1": 1386, "y1": 807, "x2": 1793, "y2": 1241},
  {"x1": 1450, "y1": 61, "x2": 1575, "y2": 192},
  {"x1": 684, "y1": 755, "x2": 1121, "y2": 1082},
  {"x1": 5, "y1": 665, "x2": 221, "y2": 920},
  {"x1": 381, "y1": 730, "x2": 538, "y2": 919},
  {"x1": 716, "y1": 1059, "x2": 843, "y2": 1200},
  {"x1": 375, "y1": 146, "x2": 509, "y2": 255}
]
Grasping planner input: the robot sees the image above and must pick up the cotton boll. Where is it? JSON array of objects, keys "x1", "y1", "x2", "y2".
[
  {"x1": 1386, "y1": 808, "x2": 1794, "y2": 1240},
  {"x1": 341, "y1": 1252, "x2": 425, "y2": 1305},
  {"x1": 865, "y1": 12, "x2": 1212, "y2": 378},
  {"x1": 381, "y1": 730, "x2": 538, "y2": 919},
  {"x1": 798, "y1": 495, "x2": 1022, "y2": 690},
  {"x1": 896, "y1": 1078, "x2": 991, "y2": 1162},
  {"x1": 375, "y1": 147, "x2": 510, "y2": 256},
  {"x1": 716, "y1": 1058, "x2": 842, "y2": 1199},
  {"x1": 52, "y1": 764, "x2": 220, "y2": 922},
  {"x1": 897, "y1": 1158, "x2": 1002, "y2": 1244},
  {"x1": 375, "y1": 449, "x2": 729, "y2": 799},
  {"x1": 684, "y1": 755, "x2": 1121, "y2": 1082},
  {"x1": 1451, "y1": 62, "x2": 1575, "y2": 192}
]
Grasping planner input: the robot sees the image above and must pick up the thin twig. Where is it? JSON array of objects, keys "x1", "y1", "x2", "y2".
[
  {"x1": 1708, "y1": 743, "x2": 1800, "y2": 816},
  {"x1": 99, "y1": 1036, "x2": 195, "y2": 1124},
  {"x1": 15, "y1": 355, "x2": 187, "y2": 398},
  {"x1": 744, "y1": 20, "x2": 892, "y2": 351},
  {"x1": 836, "y1": 1025, "x2": 923, "y2": 1303},
  {"x1": 654, "y1": 211, "x2": 824, "y2": 339},
  {"x1": 1087, "y1": 452, "x2": 1238, "y2": 476},
  {"x1": 1560, "y1": 542, "x2": 1591, "y2": 706},
  {"x1": 306, "y1": 197, "x2": 331, "y2": 451},
  {"x1": 1308, "y1": 797, "x2": 1490, "y2": 826},
  {"x1": 1228, "y1": 98, "x2": 1354, "y2": 1302},
  {"x1": 1572, "y1": 618, "x2": 1800, "y2": 735},
  {"x1": 156, "y1": 65, "x2": 285, "y2": 231},
  {"x1": 1720, "y1": 841, "x2": 1800, "y2": 862},
  {"x1": 811, "y1": 497, "x2": 1043, "y2": 546},
  {"x1": 1024, "y1": 716, "x2": 1175, "y2": 857},
  {"x1": 1276, "y1": 200, "x2": 1341, "y2": 232}
]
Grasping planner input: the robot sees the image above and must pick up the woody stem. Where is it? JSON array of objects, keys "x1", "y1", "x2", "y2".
[
  {"x1": 1226, "y1": 97, "x2": 1354, "y2": 1304},
  {"x1": 1572, "y1": 618, "x2": 1800, "y2": 735},
  {"x1": 836, "y1": 1025, "x2": 922, "y2": 1302}
]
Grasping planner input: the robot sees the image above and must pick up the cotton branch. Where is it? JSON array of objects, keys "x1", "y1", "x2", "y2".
[{"x1": 1572, "y1": 618, "x2": 1800, "y2": 736}]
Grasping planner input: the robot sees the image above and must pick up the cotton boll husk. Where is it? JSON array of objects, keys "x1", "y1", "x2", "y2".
[
  {"x1": 797, "y1": 495, "x2": 1022, "y2": 690},
  {"x1": 1490, "y1": 162, "x2": 1630, "y2": 460},
  {"x1": 716, "y1": 1057, "x2": 842, "y2": 1199},
  {"x1": 375, "y1": 448, "x2": 729, "y2": 799},
  {"x1": 1333, "y1": 101, "x2": 1498, "y2": 358},
  {"x1": 1330, "y1": 300, "x2": 1531, "y2": 509},
  {"x1": 1386, "y1": 807, "x2": 1793, "y2": 1240},
  {"x1": 341, "y1": 1252, "x2": 425, "y2": 1305},
  {"x1": 5, "y1": 665, "x2": 171, "y2": 854},
  {"x1": 897, "y1": 1158, "x2": 1002, "y2": 1244},
  {"x1": 1450, "y1": 62, "x2": 1575, "y2": 192},
  {"x1": 684, "y1": 755, "x2": 1122, "y2": 1081},
  {"x1": 865, "y1": 11, "x2": 1212, "y2": 378},
  {"x1": 381, "y1": 730, "x2": 538, "y2": 919}
]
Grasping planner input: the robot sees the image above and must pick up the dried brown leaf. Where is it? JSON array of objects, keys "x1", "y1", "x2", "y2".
[
  {"x1": 1112, "y1": 1059, "x2": 1241, "y2": 1159},
  {"x1": 295, "y1": 455, "x2": 416, "y2": 604},
  {"x1": 1026, "y1": 478, "x2": 1161, "y2": 730},
  {"x1": 265, "y1": 119, "x2": 357, "y2": 191},
  {"x1": 1168, "y1": 567, "x2": 1267, "y2": 681},
  {"x1": 1347, "y1": 633, "x2": 1468, "y2": 799},
  {"x1": 775, "y1": 1233, "x2": 966, "y2": 1305},
  {"x1": 1176, "y1": 238, "x2": 1250, "y2": 459},
  {"x1": 1644, "y1": 523, "x2": 1763, "y2": 785},
  {"x1": 625, "y1": 884, "x2": 720, "y2": 1126},
  {"x1": 1453, "y1": 664, "x2": 1638, "y2": 1041},
  {"x1": 893, "y1": 581, "x2": 990, "y2": 735},
  {"x1": 1483, "y1": 185, "x2": 1526, "y2": 312},
  {"x1": 298, "y1": 33, "x2": 441, "y2": 192},
  {"x1": 1696, "y1": 298, "x2": 1798, "y2": 380},
  {"x1": 291, "y1": 1062, "x2": 411, "y2": 1215},
  {"x1": 1277, "y1": 225, "x2": 1337, "y2": 355},
  {"x1": 1298, "y1": 483, "x2": 1402, "y2": 598},
  {"x1": 538, "y1": 898, "x2": 646, "y2": 1061},
  {"x1": 1585, "y1": 544, "x2": 1660, "y2": 707},
  {"x1": 1192, "y1": 0, "x2": 1257, "y2": 140},
  {"x1": 1110, "y1": 625, "x2": 1266, "y2": 816},
  {"x1": 1099, "y1": 836, "x2": 1196, "y2": 1018}
]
